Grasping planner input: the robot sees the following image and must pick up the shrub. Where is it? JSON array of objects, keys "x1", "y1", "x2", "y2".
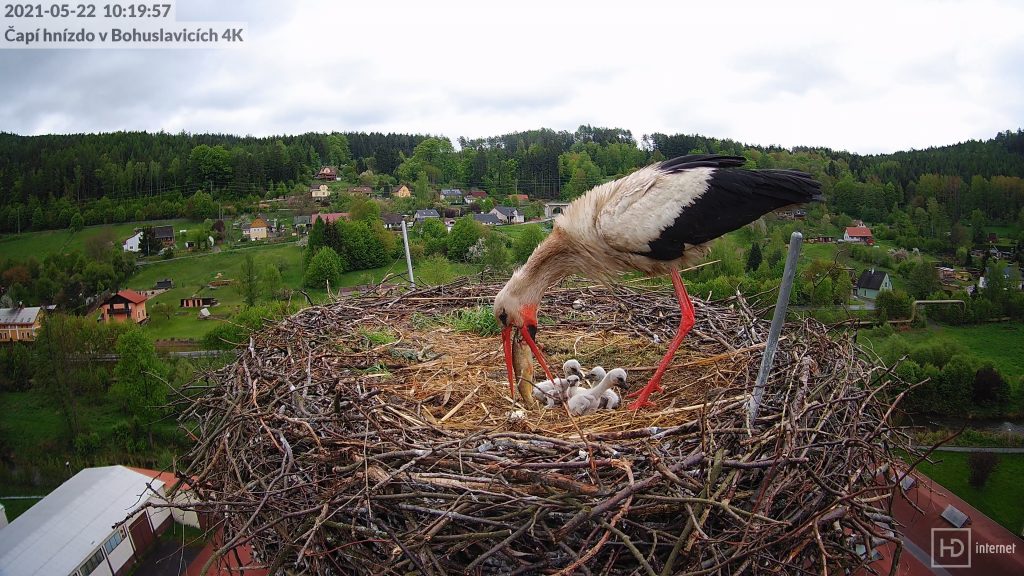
[{"x1": 967, "y1": 452, "x2": 999, "y2": 488}]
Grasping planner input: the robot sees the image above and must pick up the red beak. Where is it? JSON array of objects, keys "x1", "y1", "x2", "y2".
[
  {"x1": 521, "y1": 324, "x2": 556, "y2": 385},
  {"x1": 502, "y1": 326, "x2": 515, "y2": 396}
]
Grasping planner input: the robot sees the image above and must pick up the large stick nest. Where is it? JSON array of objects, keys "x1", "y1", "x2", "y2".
[{"x1": 178, "y1": 279, "x2": 911, "y2": 575}]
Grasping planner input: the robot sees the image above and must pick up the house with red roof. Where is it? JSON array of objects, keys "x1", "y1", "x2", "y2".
[
  {"x1": 100, "y1": 289, "x2": 148, "y2": 324},
  {"x1": 844, "y1": 226, "x2": 874, "y2": 245},
  {"x1": 312, "y1": 212, "x2": 349, "y2": 225}
]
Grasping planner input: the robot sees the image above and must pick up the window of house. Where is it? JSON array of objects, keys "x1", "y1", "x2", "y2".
[
  {"x1": 102, "y1": 528, "x2": 124, "y2": 554},
  {"x1": 78, "y1": 548, "x2": 105, "y2": 575}
]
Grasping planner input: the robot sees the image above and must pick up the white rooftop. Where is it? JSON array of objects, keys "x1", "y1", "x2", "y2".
[{"x1": 0, "y1": 465, "x2": 164, "y2": 576}]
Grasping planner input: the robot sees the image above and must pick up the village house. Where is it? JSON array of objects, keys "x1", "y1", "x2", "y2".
[
  {"x1": 507, "y1": 194, "x2": 529, "y2": 203},
  {"x1": 414, "y1": 209, "x2": 441, "y2": 223},
  {"x1": 349, "y1": 186, "x2": 373, "y2": 196},
  {"x1": 0, "y1": 306, "x2": 42, "y2": 342},
  {"x1": 312, "y1": 212, "x2": 349, "y2": 225},
  {"x1": 843, "y1": 226, "x2": 874, "y2": 245},
  {"x1": 381, "y1": 213, "x2": 404, "y2": 230},
  {"x1": 473, "y1": 213, "x2": 501, "y2": 226},
  {"x1": 100, "y1": 289, "x2": 148, "y2": 324},
  {"x1": 154, "y1": 278, "x2": 173, "y2": 290},
  {"x1": 122, "y1": 231, "x2": 143, "y2": 253},
  {"x1": 0, "y1": 466, "x2": 174, "y2": 576},
  {"x1": 440, "y1": 188, "x2": 464, "y2": 204},
  {"x1": 153, "y1": 225, "x2": 175, "y2": 246},
  {"x1": 391, "y1": 184, "x2": 412, "y2": 198},
  {"x1": 181, "y1": 296, "x2": 218, "y2": 308},
  {"x1": 855, "y1": 269, "x2": 892, "y2": 299},
  {"x1": 315, "y1": 166, "x2": 340, "y2": 181},
  {"x1": 245, "y1": 216, "x2": 269, "y2": 240},
  {"x1": 490, "y1": 205, "x2": 525, "y2": 224},
  {"x1": 293, "y1": 214, "x2": 312, "y2": 234},
  {"x1": 310, "y1": 183, "x2": 331, "y2": 199},
  {"x1": 466, "y1": 189, "x2": 487, "y2": 204}
]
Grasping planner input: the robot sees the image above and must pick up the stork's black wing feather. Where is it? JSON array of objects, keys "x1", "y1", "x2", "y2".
[
  {"x1": 658, "y1": 154, "x2": 747, "y2": 173},
  {"x1": 644, "y1": 167, "x2": 821, "y2": 261}
]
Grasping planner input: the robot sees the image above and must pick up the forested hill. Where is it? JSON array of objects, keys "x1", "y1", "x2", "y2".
[{"x1": 1, "y1": 127, "x2": 1022, "y2": 233}]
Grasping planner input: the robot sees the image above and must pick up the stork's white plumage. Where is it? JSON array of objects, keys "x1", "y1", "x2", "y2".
[
  {"x1": 531, "y1": 359, "x2": 585, "y2": 407},
  {"x1": 567, "y1": 368, "x2": 627, "y2": 416},
  {"x1": 585, "y1": 366, "x2": 622, "y2": 409},
  {"x1": 495, "y1": 154, "x2": 821, "y2": 410}
]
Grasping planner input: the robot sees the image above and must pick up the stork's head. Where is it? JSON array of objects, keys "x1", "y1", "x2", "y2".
[
  {"x1": 563, "y1": 359, "x2": 585, "y2": 380},
  {"x1": 494, "y1": 285, "x2": 554, "y2": 395}
]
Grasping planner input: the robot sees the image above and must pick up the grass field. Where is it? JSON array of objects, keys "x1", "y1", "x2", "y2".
[
  {"x1": 909, "y1": 452, "x2": 1024, "y2": 533},
  {"x1": 864, "y1": 323, "x2": 1024, "y2": 381},
  {"x1": 0, "y1": 219, "x2": 190, "y2": 259},
  {"x1": 135, "y1": 242, "x2": 478, "y2": 340}
]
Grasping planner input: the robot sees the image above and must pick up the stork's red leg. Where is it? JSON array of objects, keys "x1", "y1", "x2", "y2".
[{"x1": 627, "y1": 269, "x2": 694, "y2": 410}]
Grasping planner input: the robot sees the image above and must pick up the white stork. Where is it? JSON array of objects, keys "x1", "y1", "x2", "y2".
[
  {"x1": 495, "y1": 154, "x2": 821, "y2": 410},
  {"x1": 567, "y1": 368, "x2": 628, "y2": 416}
]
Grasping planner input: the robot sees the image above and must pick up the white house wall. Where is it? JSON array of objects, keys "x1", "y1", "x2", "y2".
[{"x1": 106, "y1": 535, "x2": 135, "y2": 575}]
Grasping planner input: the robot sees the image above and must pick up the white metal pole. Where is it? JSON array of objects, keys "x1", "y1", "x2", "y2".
[{"x1": 401, "y1": 220, "x2": 415, "y2": 289}]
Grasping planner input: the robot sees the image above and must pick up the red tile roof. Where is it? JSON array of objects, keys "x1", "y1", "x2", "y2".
[
  {"x1": 312, "y1": 213, "x2": 348, "y2": 224},
  {"x1": 127, "y1": 466, "x2": 190, "y2": 492},
  {"x1": 116, "y1": 289, "x2": 148, "y2": 304},
  {"x1": 846, "y1": 226, "x2": 873, "y2": 237}
]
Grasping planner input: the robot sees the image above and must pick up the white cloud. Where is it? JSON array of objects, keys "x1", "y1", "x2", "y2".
[{"x1": 0, "y1": 0, "x2": 1021, "y2": 153}]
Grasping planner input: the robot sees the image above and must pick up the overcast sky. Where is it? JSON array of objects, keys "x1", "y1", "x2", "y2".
[{"x1": 1, "y1": 0, "x2": 1022, "y2": 154}]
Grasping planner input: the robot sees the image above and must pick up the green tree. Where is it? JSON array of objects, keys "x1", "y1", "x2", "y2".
[
  {"x1": 512, "y1": 225, "x2": 546, "y2": 264},
  {"x1": 876, "y1": 289, "x2": 912, "y2": 321},
  {"x1": 417, "y1": 254, "x2": 455, "y2": 286},
  {"x1": 262, "y1": 264, "x2": 283, "y2": 300},
  {"x1": 31, "y1": 206, "x2": 44, "y2": 230},
  {"x1": 907, "y1": 260, "x2": 939, "y2": 299},
  {"x1": 447, "y1": 216, "x2": 483, "y2": 261},
  {"x1": 970, "y1": 209, "x2": 987, "y2": 244},
  {"x1": 150, "y1": 301, "x2": 173, "y2": 321},
  {"x1": 140, "y1": 226, "x2": 158, "y2": 257},
  {"x1": 745, "y1": 242, "x2": 763, "y2": 272},
  {"x1": 70, "y1": 212, "x2": 84, "y2": 232},
  {"x1": 239, "y1": 253, "x2": 260, "y2": 306},
  {"x1": 480, "y1": 233, "x2": 510, "y2": 274},
  {"x1": 111, "y1": 328, "x2": 167, "y2": 446},
  {"x1": 418, "y1": 218, "x2": 448, "y2": 256},
  {"x1": 304, "y1": 246, "x2": 343, "y2": 288}
]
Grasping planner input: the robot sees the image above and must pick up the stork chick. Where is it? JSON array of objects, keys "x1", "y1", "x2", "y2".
[
  {"x1": 495, "y1": 154, "x2": 821, "y2": 410},
  {"x1": 585, "y1": 366, "x2": 623, "y2": 410},
  {"x1": 568, "y1": 368, "x2": 627, "y2": 416},
  {"x1": 532, "y1": 359, "x2": 585, "y2": 408}
]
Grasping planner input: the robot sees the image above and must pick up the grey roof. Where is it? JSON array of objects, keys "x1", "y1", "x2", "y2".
[
  {"x1": 0, "y1": 307, "x2": 41, "y2": 325},
  {"x1": 440, "y1": 188, "x2": 463, "y2": 196},
  {"x1": 856, "y1": 270, "x2": 888, "y2": 290},
  {"x1": 492, "y1": 205, "x2": 518, "y2": 217},
  {"x1": 415, "y1": 209, "x2": 440, "y2": 219},
  {"x1": 381, "y1": 213, "x2": 404, "y2": 225},
  {"x1": 152, "y1": 225, "x2": 174, "y2": 239},
  {"x1": 0, "y1": 466, "x2": 165, "y2": 576},
  {"x1": 473, "y1": 213, "x2": 501, "y2": 225}
]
